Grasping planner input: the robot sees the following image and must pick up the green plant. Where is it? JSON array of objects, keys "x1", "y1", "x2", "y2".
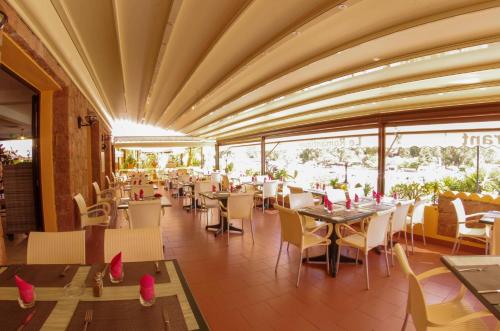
[
  {"x1": 0, "y1": 144, "x2": 17, "y2": 166},
  {"x1": 441, "y1": 171, "x2": 500, "y2": 194},
  {"x1": 355, "y1": 183, "x2": 362, "y2": 188},
  {"x1": 225, "y1": 162, "x2": 234, "y2": 174},
  {"x1": 390, "y1": 182, "x2": 434, "y2": 200},
  {"x1": 122, "y1": 154, "x2": 137, "y2": 169},
  {"x1": 270, "y1": 168, "x2": 298, "y2": 181},
  {"x1": 330, "y1": 178, "x2": 339, "y2": 188},
  {"x1": 363, "y1": 183, "x2": 373, "y2": 196},
  {"x1": 299, "y1": 148, "x2": 320, "y2": 163}
]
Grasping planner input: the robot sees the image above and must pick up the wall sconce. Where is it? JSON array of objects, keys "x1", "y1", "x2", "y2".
[
  {"x1": 0, "y1": 11, "x2": 8, "y2": 30},
  {"x1": 77, "y1": 114, "x2": 98, "y2": 128}
]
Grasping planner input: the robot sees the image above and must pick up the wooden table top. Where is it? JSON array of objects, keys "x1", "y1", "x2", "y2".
[
  {"x1": 117, "y1": 196, "x2": 172, "y2": 210},
  {"x1": 441, "y1": 255, "x2": 500, "y2": 320},
  {"x1": 480, "y1": 211, "x2": 500, "y2": 225},
  {"x1": 199, "y1": 191, "x2": 231, "y2": 200}
]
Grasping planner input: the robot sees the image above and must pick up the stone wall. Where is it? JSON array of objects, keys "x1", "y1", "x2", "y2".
[
  {"x1": 438, "y1": 191, "x2": 500, "y2": 237},
  {"x1": 0, "y1": 0, "x2": 112, "y2": 230}
]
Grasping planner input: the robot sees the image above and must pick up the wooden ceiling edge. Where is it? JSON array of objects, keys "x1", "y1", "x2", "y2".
[
  {"x1": 162, "y1": 0, "x2": 353, "y2": 128},
  {"x1": 197, "y1": 62, "x2": 500, "y2": 137},
  {"x1": 50, "y1": 0, "x2": 122, "y2": 120},
  {"x1": 216, "y1": 102, "x2": 500, "y2": 144},
  {"x1": 153, "y1": 0, "x2": 257, "y2": 127},
  {"x1": 185, "y1": 36, "x2": 500, "y2": 134},
  {"x1": 177, "y1": 3, "x2": 500, "y2": 133}
]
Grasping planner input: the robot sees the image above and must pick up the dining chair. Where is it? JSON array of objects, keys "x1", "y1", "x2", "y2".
[
  {"x1": 388, "y1": 201, "x2": 412, "y2": 264},
  {"x1": 277, "y1": 181, "x2": 290, "y2": 207},
  {"x1": 335, "y1": 209, "x2": 394, "y2": 289},
  {"x1": 393, "y1": 244, "x2": 491, "y2": 331},
  {"x1": 127, "y1": 200, "x2": 162, "y2": 229},
  {"x1": 326, "y1": 188, "x2": 347, "y2": 203},
  {"x1": 256, "y1": 180, "x2": 279, "y2": 213},
  {"x1": 491, "y1": 219, "x2": 500, "y2": 255},
  {"x1": 129, "y1": 184, "x2": 155, "y2": 198},
  {"x1": 239, "y1": 176, "x2": 252, "y2": 184},
  {"x1": 407, "y1": 200, "x2": 427, "y2": 254},
  {"x1": 219, "y1": 193, "x2": 255, "y2": 244},
  {"x1": 274, "y1": 205, "x2": 332, "y2": 287},
  {"x1": 200, "y1": 190, "x2": 220, "y2": 226},
  {"x1": 255, "y1": 175, "x2": 268, "y2": 183},
  {"x1": 27, "y1": 231, "x2": 86, "y2": 264},
  {"x1": 92, "y1": 181, "x2": 115, "y2": 203},
  {"x1": 288, "y1": 186, "x2": 304, "y2": 194},
  {"x1": 104, "y1": 228, "x2": 164, "y2": 263},
  {"x1": 221, "y1": 175, "x2": 230, "y2": 191},
  {"x1": 192, "y1": 181, "x2": 211, "y2": 212},
  {"x1": 211, "y1": 173, "x2": 222, "y2": 189},
  {"x1": 451, "y1": 198, "x2": 489, "y2": 255},
  {"x1": 74, "y1": 193, "x2": 111, "y2": 228},
  {"x1": 289, "y1": 192, "x2": 324, "y2": 230}
]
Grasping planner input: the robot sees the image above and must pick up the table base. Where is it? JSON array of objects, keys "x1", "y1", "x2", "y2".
[{"x1": 206, "y1": 222, "x2": 243, "y2": 237}]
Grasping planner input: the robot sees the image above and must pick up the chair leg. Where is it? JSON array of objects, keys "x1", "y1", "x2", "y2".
[
  {"x1": 355, "y1": 248, "x2": 359, "y2": 264},
  {"x1": 411, "y1": 225, "x2": 415, "y2": 254},
  {"x1": 451, "y1": 237, "x2": 458, "y2": 254},
  {"x1": 227, "y1": 217, "x2": 230, "y2": 245},
  {"x1": 404, "y1": 230, "x2": 409, "y2": 256},
  {"x1": 249, "y1": 218, "x2": 255, "y2": 244},
  {"x1": 325, "y1": 245, "x2": 330, "y2": 274},
  {"x1": 401, "y1": 312, "x2": 409, "y2": 331},
  {"x1": 384, "y1": 245, "x2": 391, "y2": 277},
  {"x1": 336, "y1": 246, "x2": 341, "y2": 274},
  {"x1": 390, "y1": 235, "x2": 394, "y2": 266},
  {"x1": 456, "y1": 237, "x2": 462, "y2": 254},
  {"x1": 296, "y1": 250, "x2": 303, "y2": 287},
  {"x1": 275, "y1": 241, "x2": 283, "y2": 273},
  {"x1": 286, "y1": 242, "x2": 290, "y2": 253},
  {"x1": 365, "y1": 252, "x2": 370, "y2": 290},
  {"x1": 421, "y1": 223, "x2": 426, "y2": 246},
  {"x1": 306, "y1": 248, "x2": 309, "y2": 263}
]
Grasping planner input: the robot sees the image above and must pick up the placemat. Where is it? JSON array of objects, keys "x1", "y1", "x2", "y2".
[
  {"x1": 458, "y1": 265, "x2": 500, "y2": 304},
  {"x1": 66, "y1": 295, "x2": 188, "y2": 331},
  {"x1": 85, "y1": 262, "x2": 170, "y2": 287},
  {"x1": 0, "y1": 300, "x2": 57, "y2": 330},
  {"x1": 0, "y1": 265, "x2": 79, "y2": 287}
]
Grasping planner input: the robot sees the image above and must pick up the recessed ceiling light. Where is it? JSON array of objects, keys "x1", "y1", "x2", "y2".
[
  {"x1": 438, "y1": 93, "x2": 444, "y2": 96},
  {"x1": 373, "y1": 57, "x2": 381, "y2": 62},
  {"x1": 292, "y1": 30, "x2": 301, "y2": 36},
  {"x1": 337, "y1": 3, "x2": 348, "y2": 10}
]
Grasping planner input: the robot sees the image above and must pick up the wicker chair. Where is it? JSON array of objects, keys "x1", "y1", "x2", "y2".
[
  {"x1": 27, "y1": 231, "x2": 86, "y2": 264},
  {"x1": 104, "y1": 228, "x2": 164, "y2": 263}
]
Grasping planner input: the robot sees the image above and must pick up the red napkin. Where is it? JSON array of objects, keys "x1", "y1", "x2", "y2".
[
  {"x1": 140, "y1": 274, "x2": 155, "y2": 301},
  {"x1": 327, "y1": 201, "x2": 333, "y2": 211},
  {"x1": 268, "y1": 175, "x2": 272, "y2": 180},
  {"x1": 189, "y1": 177, "x2": 192, "y2": 182},
  {"x1": 110, "y1": 252, "x2": 122, "y2": 279},
  {"x1": 376, "y1": 193, "x2": 381, "y2": 204},
  {"x1": 154, "y1": 193, "x2": 162, "y2": 198},
  {"x1": 15, "y1": 275, "x2": 34, "y2": 304},
  {"x1": 252, "y1": 176, "x2": 256, "y2": 182},
  {"x1": 393, "y1": 192, "x2": 397, "y2": 200},
  {"x1": 230, "y1": 184, "x2": 234, "y2": 192},
  {"x1": 139, "y1": 189, "x2": 144, "y2": 199},
  {"x1": 211, "y1": 185, "x2": 216, "y2": 192},
  {"x1": 324, "y1": 196, "x2": 330, "y2": 209},
  {"x1": 134, "y1": 193, "x2": 139, "y2": 201},
  {"x1": 138, "y1": 180, "x2": 142, "y2": 185},
  {"x1": 372, "y1": 190, "x2": 377, "y2": 198},
  {"x1": 346, "y1": 199, "x2": 351, "y2": 210},
  {"x1": 133, "y1": 180, "x2": 137, "y2": 185},
  {"x1": 354, "y1": 194, "x2": 359, "y2": 203}
]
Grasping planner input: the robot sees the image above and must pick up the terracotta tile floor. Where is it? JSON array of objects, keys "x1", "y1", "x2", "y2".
[{"x1": 5, "y1": 191, "x2": 498, "y2": 330}]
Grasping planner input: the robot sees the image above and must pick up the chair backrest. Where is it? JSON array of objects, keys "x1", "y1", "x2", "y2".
[
  {"x1": 289, "y1": 192, "x2": 315, "y2": 209},
  {"x1": 394, "y1": 243, "x2": 413, "y2": 277},
  {"x1": 255, "y1": 175, "x2": 267, "y2": 183},
  {"x1": 180, "y1": 174, "x2": 190, "y2": 183},
  {"x1": 410, "y1": 200, "x2": 426, "y2": 224},
  {"x1": 211, "y1": 173, "x2": 222, "y2": 185},
  {"x1": 263, "y1": 181, "x2": 279, "y2": 198},
  {"x1": 104, "y1": 228, "x2": 164, "y2": 262},
  {"x1": 274, "y1": 205, "x2": 304, "y2": 247},
  {"x1": 326, "y1": 188, "x2": 347, "y2": 203},
  {"x1": 130, "y1": 185, "x2": 155, "y2": 197},
  {"x1": 93, "y1": 181, "x2": 102, "y2": 196},
  {"x1": 227, "y1": 193, "x2": 254, "y2": 220},
  {"x1": 408, "y1": 273, "x2": 430, "y2": 331},
  {"x1": 127, "y1": 200, "x2": 162, "y2": 229},
  {"x1": 491, "y1": 219, "x2": 500, "y2": 255},
  {"x1": 221, "y1": 175, "x2": 230, "y2": 191},
  {"x1": 27, "y1": 231, "x2": 86, "y2": 264},
  {"x1": 348, "y1": 187, "x2": 365, "y2": 198},
  {"x1": 451, "y1": 198, "x2": 467, "y2": 223},
  {"x1": 288, "y1": 186, "x2": 304, "y2": 194},
  {"x1": 366, "y1": 209, "x2": 393, "y2": 249},
  {"x1": 194, "y1": 181, "x2": 211, "y2": 198},
  {"x1": 105, "y1": 176, "x2": 112, "y2": 189},
  {"x1": 243, "y1": 184, "x2": 256, "y2": 193},
  {"x1": 73, "y1": 193, "x2": 90, "y2": 228},
  {"x1": 391, "y1": 201, "x2": 412, "y2": 233},
  {"x1": 239, "y1": 176, "x2": 252, "y2": 184}
]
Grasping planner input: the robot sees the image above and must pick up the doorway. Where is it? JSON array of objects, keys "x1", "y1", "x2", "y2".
[{"x1": 0, "y1": 66, "x2": 42, "y2": 239}]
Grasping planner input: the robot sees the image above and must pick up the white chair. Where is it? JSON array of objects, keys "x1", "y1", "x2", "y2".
[
  {"x1": 256, "y1": 180, "x2": 279, "y2": 213},
  {"x1": 239, "y1": 176, "x2": 252, "y2": 184},
  {"x1": 277, "y1": 181, "x2": 290, "y2": 207},
  {"x1": 407, "y1": 200, "x2": 427, "y2": 254},
  {"x1": 491, "y1": 219, "x2": 499, "y2": 255},
  {"x1": 104, "y1": 228, "x2": 164, "y2": 263},
  {"x1": 193, "y1": 181, "x2": 211, "y2": 212},
  {"x1": 388, "y1": 201, "x2": 412, "y2": 264},
  {"x1": 336, "y1": 209, "x2": 394, "y2": 289},
  {"x1": 289, "y1": 192, "x2": 324, "y2": 230},
  {"x1": 274, "y1": 205, "x2": 332, "y2": 287},
  {"x1": 451, "y1": 198, "x2": 489, "y2": 255},
  {"x1": 129, "y1": 184, "x2": 155, "y2": 198},
  {"x1": 255, "y1": 175, "x2": 267, "y2": 184},
  {"x1": 326, "y1": 188, "x2": 347, "y2": 203},
  {"x1": 74, "y1": 193, "x2": 110, "y2": 228},
  {"x1": 200, "y1": 190, "x2": 219, "y2": 226},
  {"x1": 127, "y1": 200, "x2": 162, "y2": 229},
  {"x1": 219, "y1": 193, "x2": 255, "y2": 244},
  {"x1": 211, "y1": 173, "x2": 222, "y2": 189},
  {"x1": 27, "y1": 231, "x2": 86, "y2": 264},
  {"x1": 92, "y1": 181, "x2": 115, "y2": 203},
  {"x1": 394, "y1": 244, "x2": 492, "y2": 331},
  {"x1": 348, "y1": 187, "x2": 365, "y2": 199}
]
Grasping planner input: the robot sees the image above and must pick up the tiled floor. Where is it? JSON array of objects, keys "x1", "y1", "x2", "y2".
[{"x1": 4, "y1": 191, "x2": 498, "y2": 330}]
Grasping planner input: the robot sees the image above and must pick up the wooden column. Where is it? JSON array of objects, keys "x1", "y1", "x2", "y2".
[
  {"x1": 377, "y1": 123, "x2": 386, "y2": 194},
  {"x1": 260, "y1": 136, "x2": 266, "y2": 175},
  {"x1": 215, "y1": 144, "x2": 220, "y2": 170}
]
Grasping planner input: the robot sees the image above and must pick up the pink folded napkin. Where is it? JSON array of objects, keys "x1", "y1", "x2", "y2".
[
  {"x1": 212, "y1": 185, "x2": 216, "y2": 192},
  {"x1": 110, "y1": 252, "x2": 122, "y2": 279},
  {"x1": 372, "y1": 190, "x2": 377, "y2": 198},
  {"x1": 134, "y1": 193, "x2": 139, "y2": 201},
  {"x1": 139, "y1": 189, "x2": 144, "y2": 199},
  {"x1": 140, "y1": 274, "x2": 155, "y2": 301},
  {"x1": 376, "y1": 193, "x2": 381, "y2": 204},
  {"x1": 133, "y1": 180, "x2": 137, "y2": 185},
  {"x1": 354, "y1": 194, "x2": 359, "y2": 203},
  {"x1": 327, "y1": 201, "x2": 333, "y2": 211},
  {"x1": 138, "y1": 180, "x2": 142, "y2": 185},
  {"x1": 189, "y1": 177, "x2": 192, "y2": 182},
  {"x1": 392, "y1": 192, "x2": 397, "y2": 200},
  {"x1": 154, "y1": 193, "x2": 162, "y2": 198},
  {"x1": 346, "y1": 199, "x2": 352, "y2": 210},
  {"x1": 15, "y1": 275, "x2": 34, "y2": 304}
]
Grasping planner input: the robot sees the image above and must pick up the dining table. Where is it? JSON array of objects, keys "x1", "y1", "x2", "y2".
[
  {"x1": 0, "y1": 260, "x2": 209, "y2": 330},
  {"x1": 199, "y1": 191, "x2": 243, "y2": 237},
  {"x1": 123, "y1": 184, "x2": 159, "y2": 192},
  {"x1": 479, "y1": 211, "x2": 500, "y2": 225},
  {"x1": 441, "y1": 255, "x2": 500, "y2": 320},
  {"x1": 297, "y1": 201, "x2": 395, "y2": 277},
  {"x1": 117, "y1": 196, "x2": 172, "y2": 210}
]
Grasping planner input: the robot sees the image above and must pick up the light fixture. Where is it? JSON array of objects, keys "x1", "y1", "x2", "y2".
[
  {"x1": 77, "y1": 113, "x2": 98, "y2": 128},
  {"x1": 337, "y1": 3, "x2": 348, "y2": 10},
  {"x1": 0, "y1": 11, "x2": 7, "y2": 30},
  {"x1": 373, "y1": 57, "x2": 381, "y2": 62},
  {"x1": 19, "y1": 128, "x2": 25, "y2": 140}
]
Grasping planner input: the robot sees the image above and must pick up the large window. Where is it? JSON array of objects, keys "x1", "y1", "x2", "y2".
[
  {"x1": 265, "y1": 129, "x2": 378, "y2": 190},
  {"x1": 385, "y1": 121, "x2": 500, "y2": 196},
  {"x1": 219, "y1": 143, "x2": 261, "y2": 175}
]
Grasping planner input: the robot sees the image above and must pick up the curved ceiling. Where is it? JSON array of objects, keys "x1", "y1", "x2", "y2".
[{"x1": 8, "y1": 0, "x2": 500, "y2": 140}]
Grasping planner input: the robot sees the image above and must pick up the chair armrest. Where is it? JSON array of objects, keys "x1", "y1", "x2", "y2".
[
  {"x1": 88, "y1": 201, "x2": 111, "y2": 214},
  {"x1": 428, "y1": 310, "x2": 492, "y2": 327},
  {"x1": 218, "y1": 201, "x2": 227, "y2": 212},
  {"x1": 415, "y1": 267, "x2": 451, "y2": 281},
  {"x1": 309, "y1": 222, "x2": 333, "y2": 238},
  {"x1": 88, "y1": 208, "x2": 109, "y2": 218},
  {"x1": 465, "y1": 212, "x2": 486, "y2": 219},
  {"x1": 335, "y1": 223, "x2": 364, "y2": 239}
]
